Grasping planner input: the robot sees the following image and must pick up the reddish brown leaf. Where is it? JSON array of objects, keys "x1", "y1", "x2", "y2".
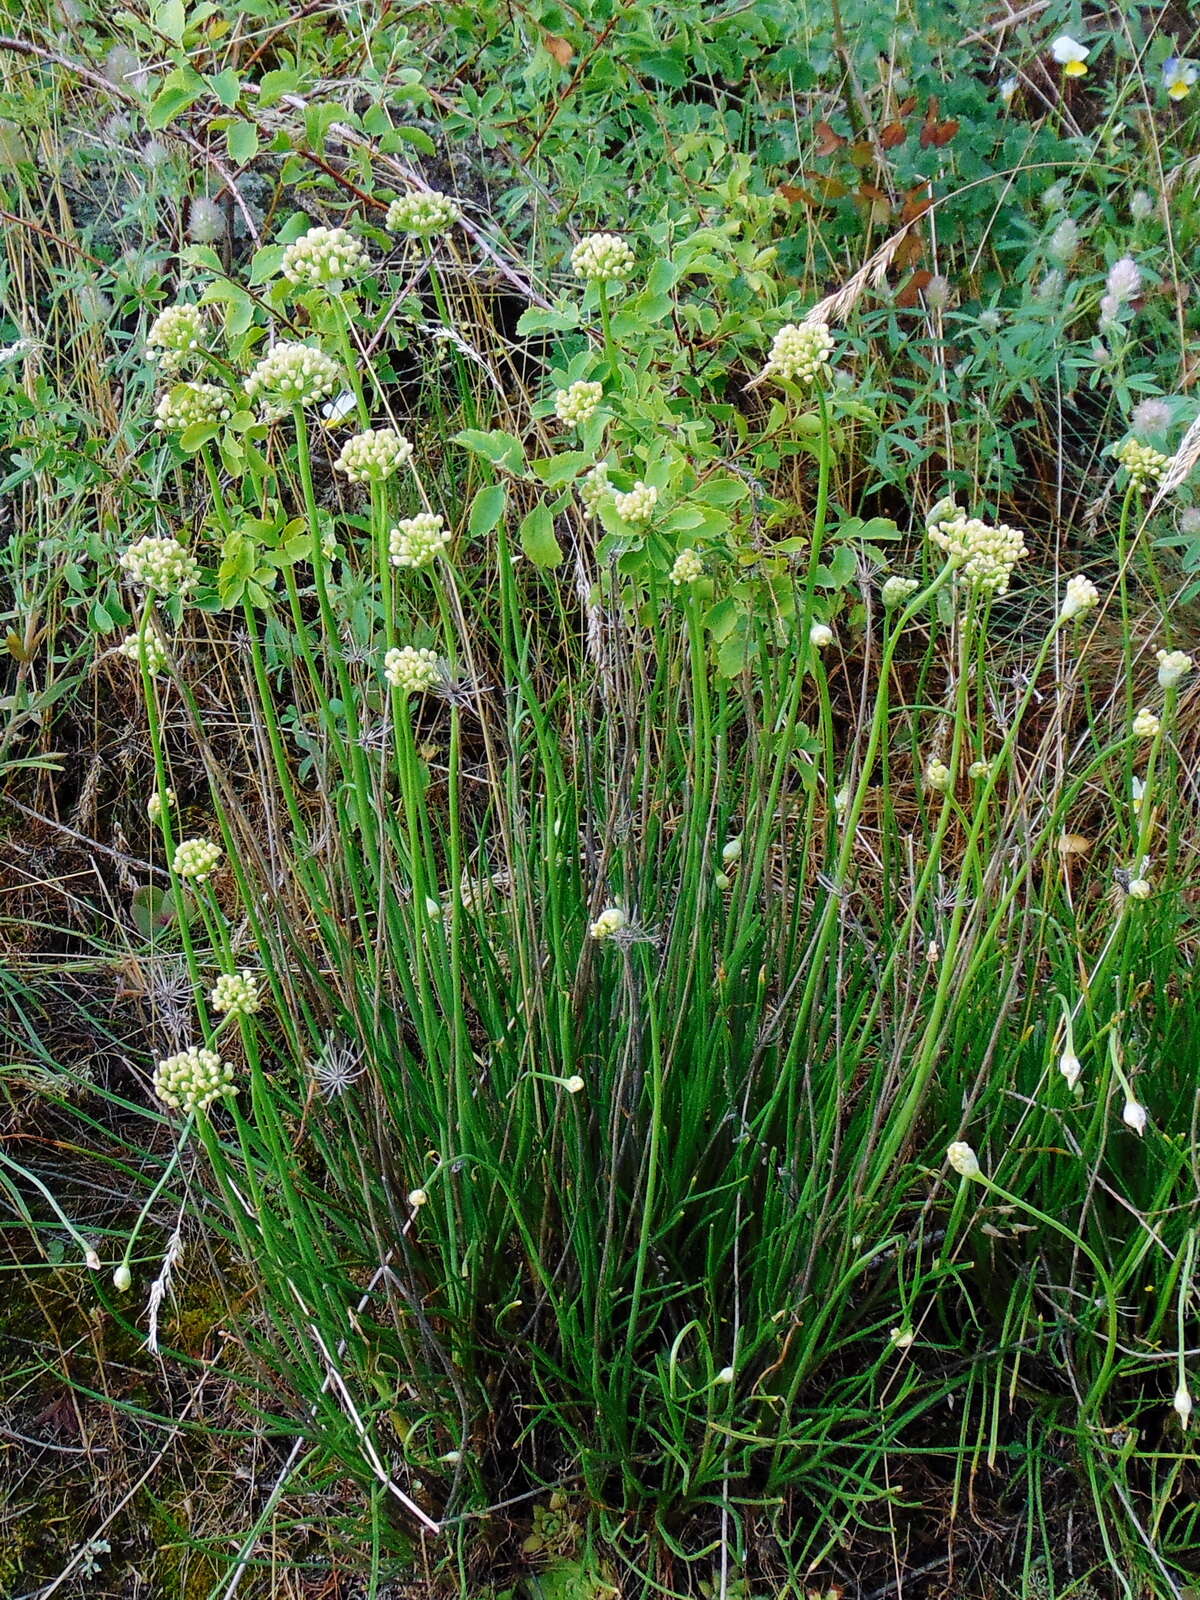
[
  {"x1": 814, "y1": 120, "x2": 846, "y2": 156},
  {"x1": 898, "y1": 95, "x2": 918, "y2": 116},
  {"x1": 900, "y1": 187, "x2": 933, "y2": 223},
  {"x1": 895, "y1": 269, "x2": 933, "y2": 308},
  {"x1": 894, "y1": 233, "x2": 925, "y2": 270},
  {"x1": 880, "y1": 121, "x2": 907, "y2": 149},
  {"x1": 542, "y1": 32, "x2": 573, "y2": 67},
  {"x1": 920, "y1": 116, "x2": 959, "y2": 148}
]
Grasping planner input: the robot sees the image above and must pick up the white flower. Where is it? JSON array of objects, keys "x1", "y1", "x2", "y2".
[
  {"x1": 947, "y1": 1141, "x2": 981, "y2": 1178},
  {"x1": 173, "y1": 837, "x2": 222, "y2": 881},
  {"x1": 1132, "y1": 706, "x2": 1161, "y2": 738},
  {"x1": 1181, "y1": 507, "x2": 1200, "y2": 536},
  {"x1": 1060, "y1": 574, "x2": 1100, "y2": 620},
  {"x1": 1106, "y1": 256, "x2": 1142, "y2": 304},
  {"x1": 119, "y1": 536, "x2": 200, "y2": 597},
  {"x1": 281, "y1": 225, "x2": 369, "y2": 289},
  {"x1": 1037, "y1": 268, "x2": 1065, "y2": 302},
  {"x1": 1126, "y1": 877, "x2": 1152, "y2": 900},
  {"x1": 119, "y1": 630, "x2": 168, "y2": 674},
  {"x1": 1059, "y1": 1050, "x2": 1082, "y2": 1090},
  {"x1": 721, "y1": 837, "x2": 743, "y2": 864},
  {"x1": 809, "y1": 622, "x2": 834, "y2": 649},
  {"x1": 881, "y1": 575, "x2": 919, "y2": 608},
  {"x1": 335, "y1": 427, "x2": 413, "y2": 483},
  {"x1": 147, "y1": 787, "x2": 175, "y2": 822},
  {"x1": 1113, "y1": 437, "x2": 1169, "y2": 488},
  {"x1": 977, "y1": 308, "x2": 1003, "y2": 335},
  {"x1": 146, "y1": 302, "x2": 205, "y2": 367},
  {"x1": 1163, "y1": 58, "x2": 1198, "y2": 101},
  {"x1": 890, "y1": 1326, "x2": 915, "y2": 1349},
  {"x1": 322, "y1": 391, "x2": 357, "y2": 429},
  {"x1": 245, "y1": 342, "x2": 341, "y2": 411},
  {"x1": 926, "y1": 502, "x2": 1028, "y2": 596},
  {"x1": 1156, "y1": 648, "x2": 1194, "y2": 688},
  {"x1": 554, "y1": 380, "x2": 604, "y2": 426},
  {"x1": 579, "y1": 461, "x2": 612, "y2": 515},
  {"x1": 407, "y1": 1187, "x2": 428, "y2": 1206},
  {"x1": 1174, "y1": 1383, "x2": 1194, "y2": 1428},
  {"x1": 154, "y1": 1045, "x2": 236, "y2": 1113},
  {"x1": 589, "y1": 905, "x2": 627, "y2": 940},
  {"x1": 389, "y1": 512, "x2": 451, "y2": 568},
  {"x1": 1131, "y1": 189, "x2": 1156, "y2": 221},
  {"x1": 210, "y1": 969, "x2": 262, "y2": 1017},
  {"x1": 924, "y1": 274, "x2": 952, "y2": 310},
  {"x1": 925, "y1": 758, "x2": 951, "y2": 793},
  {"x1": 563, "y1": 1075, "x2": 585, "y2": 1093},
  {"x1": 570, "y1": 232, "x2": 635, "y2": 282},
  {"x1": 1047, "y1": 218, "x2": 1080, "y2": 266},
  {"x1": 670, "y1": 548, "x2": 704, "y2": 586},
  {"x1": 187, "y1": 197, "x2": 224, "y2": 244},
  {"x1": 613, "y1": 481, "x2": 658, "y2": 524},
  {"x1": 386, "y1": 190, "x2": 460, "y2": 238},
  {"x1": 1122, "y1": 1097, "x2": 1147, "y2": 1134},
  {"x1": 765, "y1": 320, "x2": 835, "y2": 386},
  {"x1": 154, "y1": 381, "x2": 232, "y2": 433},
  {"x1": 1051, "y1": 35, "x2": 1090, "y2": 76},
  {"x1": 113, "y1": 1264, "x2": 132, "y2": 1292},
  {"x1": 384, "y1": 645, "x2": 441, "y2": 694}
]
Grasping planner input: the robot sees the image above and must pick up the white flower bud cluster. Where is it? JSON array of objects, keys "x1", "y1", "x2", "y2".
[
  {"x1": 554, "y1": 381, "x2": 604, "y2": 426},
  {"x1": 172, "y1": 837, "x2": 222, "y2": 881},
  {"x1": 119, "y1": 631, "x2": 168, "y2": 674},
  {"x1": 613, "y1": 482, "x2": 658, "y2": 524},
  {"x1": 154, "y1": 381, "x2": 232, "y2": 433},
  {"x1": 925, "y1": 758, "x2": 951, "y2": 792},
  {"x1": 384, "y1": 645, "x2": 441, "y2": 693},
  {"x1": 210, "y1": 969, "x2": 262, "y2": 1017},
  {"x1": 281, "y1": 225, "x2": 369, "y2": 288},
  {"x1": 571, "y1": 232, "x2": 635, "y2": 282},
  {"x1": 946, "y1": 1141, "x2": 981, "y2": 1178},
  {"x1": 968, "y1": 759, "x2": 992, "y2": 780},
  {"x1": 881, "y1": 575, "x2": 920, "y2": 608},
  {"x1": 1156, "y1": 648, "x2": 1194, "y2": 687},
  {"x1": 809, "y1": 622, "x2": 834, "y2": 649},
  {"x1": 146, "y1": 302, "x2": 205, "y2": 369},
  {"x1": 1132, "y1": 706, "x2": 1161, "y2": 738},
  {"x1": 670, "y1": 548, "x2": 704, "y2": 586},
  {"x1": 147, "y1": 787, "x2": 176, "y2": 822},
  {"x1": 589, "y1": 906, "x2": 627, "y2": 940},
  {"x1": 926, "y1": 501, "x2": 1028, "y2": 596},
  {"x1": 389, "y1": 512, "x2": 451, "y2": 568},
  {"x1": 335, "y1": 427, "x2": 413, "y2": 483},
  {"x1": 245, "y1": 342, "x2": 341, "y2": 411},
  {"x1": 1113, "y1": 437, "x2": 1169, "y2": 488},
  {"x1": 579, "y1": 461, "x2": 612, "y2": 516},
  {"x1": 386, "y1": 190, "x2": 460, "y2": 238},
  {"x1": 1060, "y1": 574, "x2": 1100, "y2": 620},
  {"x1": 765, "y1": 321, "x2": 835, "y2": 385},
  {"x1": 154, "y1": 1046, "x2": 236, "y2": 1114},
  {"x1": 119, "y1": 536, "x2": 201, "y2": 597}
]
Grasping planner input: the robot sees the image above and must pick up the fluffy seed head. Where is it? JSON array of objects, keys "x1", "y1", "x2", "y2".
[
  {"x1": 570, "y1": 232, "x2": 635, "y2": 282},
  {"x1": 1047, "y1": 217, "x2": 1080, "y2": 265},
  {"x1": 1132, "y1": 398, "x2": 1171, "y2": 437},
  {"x1": 154, "y1": 1046, "x2": 236, "y2": 1114},
  {"x1": 389, "y1": 513, "x2": 451, "y2": 568},
  {"x1": 187, "y1": 197, "x2": 225, "y2": 244},
  {"x1": 335, "y1": 427, "x2": 413, "y2": 483}
]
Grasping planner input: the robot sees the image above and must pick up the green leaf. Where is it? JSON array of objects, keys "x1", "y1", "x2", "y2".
[
  {"x1": 519, "y1": 503, "x2": 563, "y2": 568},
  {"x1": 529, "y1": 451, "x2": 589, "y2": 487},
  {"x1": 258, "y1": 68, "x2": 301, "y2": 106},
  {"x1": 154, "y1": 0, "x2": 186, "y2": 44},
  {"x1": 515, "y1": 305, "x2": 581, "y2": 337},
  {"x1": 389, "y1": 125, "x2": 437, "y2": 156},
  {"x1": 178, "y1": 421, "x2": 221, "y2": 452},
  {"x1": 815, "y1": 545, "x2": 858, "y2": 589},
  {"x1": 636, "y1": 50, "x2": 689, "y2": 87},
  {"x1": 226, "y1": 119, "x2": 259, "y2": 163},
  {"x1": 468, "y1": 483, "x2": 508, "y2": 540},
  {"x1": 248, "y1": 244, "x2": 285, "y2": 285},
  {"x1": 208, "y1": 67, "x2": 241, "y2": 108},
  {"x1": 146, "y1": 67, "x2": 205, "y2": 129},
  {"x1": 454, "y1": 429, "x2": 526, "y2": 474},
  {"x1": 131, "y1": 884, "x2": 190, "y2": 938}
]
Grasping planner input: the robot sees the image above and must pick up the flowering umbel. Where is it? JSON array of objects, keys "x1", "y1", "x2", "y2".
[
  {"x1": 386, "y1": 190, "x2": 460, "y2": 238},
  {"x1": 554, "y1": 380, "x2": 604, "y2": 426},
  {"x1": 119, "y1": 536, "x2": 200, "y2": 597},
  {"x1": 119, "y1": 631, "x2": 168, "y2": 674},
  {"x1": 154, "y1": 382, "x2": 232, "y2": 433},
  {"x1": 154, "y1": 1046, "x2": 236, "y2": 1114},
  {"x1": 146, "y1": 302, "x2": 205, "y2": 369},
  {"x1": 384, "y1": 645, "x2": 441, "y2": 694},
  {"x1": 280, "y1": 225, "x2": 369, "y2": 289},
  {"x1": 1060, "y1": 574, "x2": 1100, "y2": 620},
  {"x1": 670, "y1": 548, "x2": 704, "y2": 586},
  {"x1": 245, "y1": 342, "x2": 341, "y2": 411},
  {"x1": 926, "y1": 499, "x2": 1028, "y2": 596},
  {"x1": 210, "y1": 969, "x2": 262, "y2": 1017},
  {"x1": 1112, "y1": 437, "x2": 1169, "y2": 488},
  {"x1": 389, "y1": 513, "x2": 451, "y2": 568},
  {"x1": 335, "y1": 427, "x2": 413, "y2": 483},
  {"x1": 571, "y1": 232, "x2": 635, "y2": 282},
  {"x1": 172, "y1": 837, "x2": 222, "y2": 881},
  {"x1": 765, "y1": 321, "x2": 834, "y2": 386},
  {"x1": 613, "y1": 482, "x2": 658, "y2": 524}
]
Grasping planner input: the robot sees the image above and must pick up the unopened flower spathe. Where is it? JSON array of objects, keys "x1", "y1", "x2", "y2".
[
  {"x1": 1156, "y1": 648, "x2": 1194, "y2": 688},
  {"x1": 589, "y1": 906, "x2": 627, "y2": 940},
  {"x1": 1060, "y1": 574, "x2": 1100, "y2": 620},
  {"x1": 947, "y1": 1141, "x2": 981, "y2": 1178}
]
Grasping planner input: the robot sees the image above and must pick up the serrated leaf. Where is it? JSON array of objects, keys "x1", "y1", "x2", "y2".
[
  {"x1": 258, "y1": 68, "x2": 300, "y2": 106},
  {"x1": 515, "y1": 305, "x2": 581, "y2": 337},
  {"x1": 454, "y1": 428, "x2": 525, "y2": 474},
  {"x1": 147, "y1": 69, "x2": 204, "y2": 129},
  {"x1": 154, "y1": 0, "x2": 186, "y2": 44},
  {"x1": 468, "y1": 483, "x2": 507, "y2": 540},
  {"x1": 519, "y1": 503, "x2": 563, "y2": 568},
  {"x1": 208, "y1": 67, "x2": 240, "y2": 108},
  {"x1": 248, "y1": 244, "x2": 285, "y2": 285}
]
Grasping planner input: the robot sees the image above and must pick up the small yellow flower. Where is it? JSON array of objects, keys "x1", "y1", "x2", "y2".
[{"x1": 1163, "y1": 58, "x2": 1198, "y2": 101}]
